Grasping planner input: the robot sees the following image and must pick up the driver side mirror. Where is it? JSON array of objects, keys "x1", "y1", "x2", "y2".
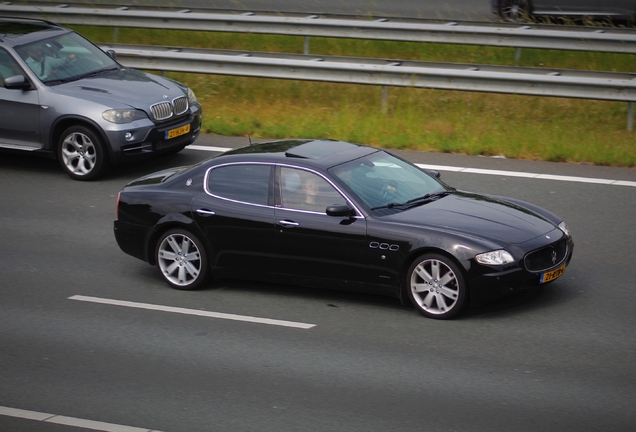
[
  {"x1": 106, "y1": 50, "x2": 117, "y2": 61},
  {"x1": 4, "y1": 74, "x2": 32, "y2": 90},
  {"x1": 326, "y1": 205, "x2": 355, "y2": 217}
]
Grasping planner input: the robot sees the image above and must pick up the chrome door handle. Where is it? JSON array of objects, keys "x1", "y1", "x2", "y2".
[
  {"x1": 279, "y1": 220, "x2": 299, "y2": 227},
  {"x1": 196, "y1": 209, "x2": 215, "y2": 216}
]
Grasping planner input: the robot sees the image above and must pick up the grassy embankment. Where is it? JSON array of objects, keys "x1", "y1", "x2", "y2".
[{"x1": 76, "y1": 25, "x2": 635, "y2": 167}]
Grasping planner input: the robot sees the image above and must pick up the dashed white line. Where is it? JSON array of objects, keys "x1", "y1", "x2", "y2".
[
  {"x1": 69, "y1": 295, "x2": 316, "y2": 329},
  {"x1": 0, "y1": 406, "x2": 162, "y2": 432},
  {"x1": 186, "y1": 145, "x2": 636, "y2": 187}
]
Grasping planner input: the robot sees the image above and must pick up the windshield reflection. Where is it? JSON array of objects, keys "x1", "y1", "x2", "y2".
[{"x1": 330, "y1": 151, "x2": 449, "y2": 210}]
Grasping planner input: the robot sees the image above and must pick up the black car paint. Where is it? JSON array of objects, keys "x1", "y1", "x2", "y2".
[{"x1": 114, "y1": 140, "x2": 574, "y2": 307}]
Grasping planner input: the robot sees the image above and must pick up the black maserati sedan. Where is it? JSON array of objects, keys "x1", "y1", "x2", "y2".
[{"x1": 114, "y1": 139, "x2": 573, "y2": 319}]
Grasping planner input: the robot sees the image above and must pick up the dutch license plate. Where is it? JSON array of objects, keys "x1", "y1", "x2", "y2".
[
  {"x1": 165, "y1": 124, "x2": 190, "y2": 140},
  {"x1": 540, "y1": 263, "x2": 566, "y2": 284}
]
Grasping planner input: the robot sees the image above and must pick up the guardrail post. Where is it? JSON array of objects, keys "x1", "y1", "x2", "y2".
[
  {"x1": 381, "y1": 86, "x2": 388, "y2": 114},
  {"x1": 113, "y1": 27, "x2": 118, "y2": 42},
  {"x1": 515, "y1": 47, "x2": 521, "y2": 66},
  {"x1": 304, "y1": 37, "x2": 310, "y2": 55},
  {"x1": 629, "y1": 102, "x2": 634, "y2": 132}
]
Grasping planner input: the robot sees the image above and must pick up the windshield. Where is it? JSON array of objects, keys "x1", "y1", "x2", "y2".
[
  {"x1": 329, "y1": 151, "x2": 450, "y2": 210},
  {"x1": 16, "y1": 31, "x2": 118, "y2": 84}
]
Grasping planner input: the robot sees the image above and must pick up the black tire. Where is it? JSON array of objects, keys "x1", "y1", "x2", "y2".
[
  {"x1": 57, "y1": 125, "x2": 110, "y2": 181},
  {"x1": 155, "y1": 229, "x2": 209, "y2": 290},
  {"x1": 498, "y1": 0, "x2": 531, "y2": 22},
  {"x1": 406, "y1": 253, "x2": 467, "y2": 319}
]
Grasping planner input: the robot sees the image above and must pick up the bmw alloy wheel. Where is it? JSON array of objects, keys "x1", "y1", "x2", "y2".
[
  {"x1": 58, "y1": 125, "x2": 108, "y2": 180},
  {"x1": 407, "y1": 254, "x2": 467, "y2": 319},
  {"x1": 156, "y1": 229, "x2": 209, "y2": 290}
]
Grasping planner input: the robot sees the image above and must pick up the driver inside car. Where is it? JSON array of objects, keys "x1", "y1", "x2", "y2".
[{"x1": 24, "y1": 43, "x2": 75, "y2": 80}]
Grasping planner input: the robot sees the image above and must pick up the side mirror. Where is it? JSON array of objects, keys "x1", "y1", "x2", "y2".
[
  {"x1": 106, "y1": 50, "x2": 117, "y2": 61},
  {"x1": 4, "y1": 74, "x2": 31, "y2": 90},
  {"x1": 326, "y1": 204, "x2": 355, "y2": 217},
  {"x1": 429, "y1": 170, "x2": 441, "y2": 179}
]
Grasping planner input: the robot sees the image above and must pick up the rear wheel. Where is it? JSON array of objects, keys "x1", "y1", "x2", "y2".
[
  {"x1": 406, "y1": 253, "x2": 467, "y2": 319},
  {"x1": 57, "y1": 125, "x2": 109, "y2": 180},
  {"x1": 498, "y1": 0, "x2": 531, "y2": 22},
  {"x1": 155, "y1": 229, "x2": 209, "y2": 290}
]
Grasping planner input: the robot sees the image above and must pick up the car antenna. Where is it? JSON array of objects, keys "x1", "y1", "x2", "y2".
[{"x1": 248, "y1": 135, "x2": 252, "y2": 145}]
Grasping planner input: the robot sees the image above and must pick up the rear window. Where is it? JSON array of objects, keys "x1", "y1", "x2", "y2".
[{"x1": 207, "y1": 164, "x2": 271, "y2": 205}]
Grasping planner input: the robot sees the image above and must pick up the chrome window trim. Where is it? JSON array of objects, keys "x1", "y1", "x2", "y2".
[{"x1": 202, "y1": 161, "x2": 364, "y2": 218}]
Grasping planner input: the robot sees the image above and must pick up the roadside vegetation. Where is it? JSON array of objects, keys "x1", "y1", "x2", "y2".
[{"x1": 77, "y1": 26, "x2": 635, "y2": 167}]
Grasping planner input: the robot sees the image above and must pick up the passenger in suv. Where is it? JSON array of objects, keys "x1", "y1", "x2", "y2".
[{"x1": 0, "y1": 18, "x2": 202, "y2": 180}]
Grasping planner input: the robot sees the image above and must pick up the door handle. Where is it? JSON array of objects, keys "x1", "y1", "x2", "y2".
[
  {"x1": 196, "y1": 209, "x2": 216, "y2": 216},
  {"x1": 279, "y1": 220, "x2": 299, "y2": 227}
]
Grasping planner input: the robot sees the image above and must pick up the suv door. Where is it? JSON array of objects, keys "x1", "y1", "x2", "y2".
[{"x1": 0, "y1": 49, "x2": 41, "y2": 150}]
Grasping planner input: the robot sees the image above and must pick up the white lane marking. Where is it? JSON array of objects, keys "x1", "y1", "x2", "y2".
[
  {"x1": 69, "y1": 295, "x2": 316, "y2": 329},
  {"x1": 417, "y1": 164, "x2": 636, "y2": 187},
  {"x1": 0, "y1": 406, "x2": 162, "y2": 432},
  {"x1": 186, "y1": 145, "x2": 636, "y2": 187}
]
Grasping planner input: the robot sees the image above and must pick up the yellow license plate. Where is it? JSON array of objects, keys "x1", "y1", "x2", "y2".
[
  {"x1": 165, "y1": 124, "x2": 190, "y2": 140},
  {"x1": 540, "y1": 263, "x2": 566, "y2": 284}
]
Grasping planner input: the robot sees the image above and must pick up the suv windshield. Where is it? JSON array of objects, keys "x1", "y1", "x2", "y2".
[
  {"x1": 330, "y1": 151, "x2": 450, "y2": 210},
  {"x1": 15, "y1": 31, "x2": 118, "y2": 84}
]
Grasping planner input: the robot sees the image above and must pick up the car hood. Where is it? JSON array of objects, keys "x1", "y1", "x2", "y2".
[
  {"x1": 52, "y1": 68, "x2": 184, "y2": 109},
  {"x1": 385, "y1": 191, "x2": 556, "y2": 246}
]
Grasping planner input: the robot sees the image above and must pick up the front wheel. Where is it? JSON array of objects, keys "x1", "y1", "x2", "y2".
[
  {"x1": 498, "y1": 0, "x2": 531, "y2": 22},
  {"x1": 406, "y1": 253, "x2": 467, "y2": 319},
  {"x1": 155, "y1": 229, "x2": 209, "y2": 290},
  {"x1": 57, "y1": 125, "x2": 110, "y2": 180}
]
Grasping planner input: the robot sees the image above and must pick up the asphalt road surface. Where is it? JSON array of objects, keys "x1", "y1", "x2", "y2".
[{"x1": 1, "y1": 134, "x2": 635, "y2": 432}]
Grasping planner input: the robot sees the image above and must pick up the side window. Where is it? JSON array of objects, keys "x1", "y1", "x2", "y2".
[
  {"x1": 0, "y1": 49, "x2": 22, "y2": 86},
  {"x1": 207, "y1": 164, "x2": 271, "y2": 205},
  {"x1": 280, "y1": 167, "x2": 346, "y2": 213}
]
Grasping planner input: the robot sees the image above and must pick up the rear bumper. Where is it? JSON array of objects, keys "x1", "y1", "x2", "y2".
[{"x1": 114, "y1": 220, "x2": 156, "y2": 264}]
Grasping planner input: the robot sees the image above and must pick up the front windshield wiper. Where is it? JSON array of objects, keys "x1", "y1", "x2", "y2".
[
  {"x1": 371, "y1": 188, "x2": 455, "y2": 211},
  {"x1": 405, "y1": 188, "x2": 456, "y2": 207},
  {"x1": 79, "y1": 66, "x2": 119, "y2": 79}
]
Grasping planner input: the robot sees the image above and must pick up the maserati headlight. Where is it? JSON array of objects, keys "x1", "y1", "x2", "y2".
[
  {"x1": 102, "y1": 109, "x2": 148, "y2": 124},
  {"x1": 475, "y1": 250, "x2": 515, "y2": 265},
  {"x1": 558, "y1": 221, "x2": 571, "y2": 237}
]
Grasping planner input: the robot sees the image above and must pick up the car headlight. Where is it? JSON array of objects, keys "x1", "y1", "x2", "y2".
[
  {"x1": 186, "y1": 87, "x2": 198, "y2": 105},
  {"x1": 475, "y1": 250, "x2": 515, "y2": 265},
  {"x1": 558, "y1": 221, "x2": 571, "y2": 237},
  {"x1": 102, "y1": 109, "x2": 148, "y2": 124}
]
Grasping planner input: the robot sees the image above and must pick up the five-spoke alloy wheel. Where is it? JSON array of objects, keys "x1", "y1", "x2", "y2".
[
  {"x1": 407, "y1": 253, "x2": 467, "y2": 319},
  {"x1": 57, "y1": 125, "x2": 109, "y2": 180},
  {"x1": 156, "y1": 229, "x2": 209, "y2": 290}
]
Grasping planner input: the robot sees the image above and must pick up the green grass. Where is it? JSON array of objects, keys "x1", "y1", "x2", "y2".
[{"x1": 76, "y1": 26, "x2": 636, "y2": 167}]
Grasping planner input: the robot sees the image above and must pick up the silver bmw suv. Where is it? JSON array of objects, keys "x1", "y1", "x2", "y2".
[{"x1": 0, "y1": 18, "x2": 202, "y2": 180}]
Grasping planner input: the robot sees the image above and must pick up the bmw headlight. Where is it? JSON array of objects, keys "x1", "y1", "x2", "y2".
[
  {"x1": 558, "y1": 221, "x2": 571, "y2": 237},
  {"x1": 102, "y1": 109, "x2": 148, "y2": 124},
  {"x1": 475, "y1": 250, "x2": 515, "y2": 265},
  {"x1": 186, "y1": 87, "x2": 198, "y2": 105}
]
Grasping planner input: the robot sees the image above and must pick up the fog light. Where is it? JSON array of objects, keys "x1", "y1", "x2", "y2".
[{"x1": 125, "y1": 132, "x2": 133, "y2": 141}]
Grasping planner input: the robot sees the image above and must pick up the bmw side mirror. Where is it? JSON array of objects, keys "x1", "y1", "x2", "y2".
[
  {"x1": 4, "y1": 74, "x2": 31, "y2": 90},
  {"x1": 326, "y1": 205, "x2": 355, "y2": 217}
]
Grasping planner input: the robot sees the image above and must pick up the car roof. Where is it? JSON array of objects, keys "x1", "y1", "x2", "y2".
[
  {"x1": 0, "y1": 18, "x2": 69, "y2": 47},
  {"x1": 216, "y1": 139, "x2": 380, "y2": 169}
]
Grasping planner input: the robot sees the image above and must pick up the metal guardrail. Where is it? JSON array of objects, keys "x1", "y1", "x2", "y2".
[
  {"x1": 102, "y1": 44, "x2": 636, "y2": 102},
  {"x1": 2, "y1": 3, "x2": 635, "y2": 129},
  {"x1": 2, "y1": 3, "x2": 636, "y2": 54}
]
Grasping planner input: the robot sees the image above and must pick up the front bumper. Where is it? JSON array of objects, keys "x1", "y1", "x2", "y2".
[
  {"x1": 468, "y1": 238, "x2": 574, "y2": 305},
  {"x1": 107, "y1": 105, "x2": 202, "y2": 165}
]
